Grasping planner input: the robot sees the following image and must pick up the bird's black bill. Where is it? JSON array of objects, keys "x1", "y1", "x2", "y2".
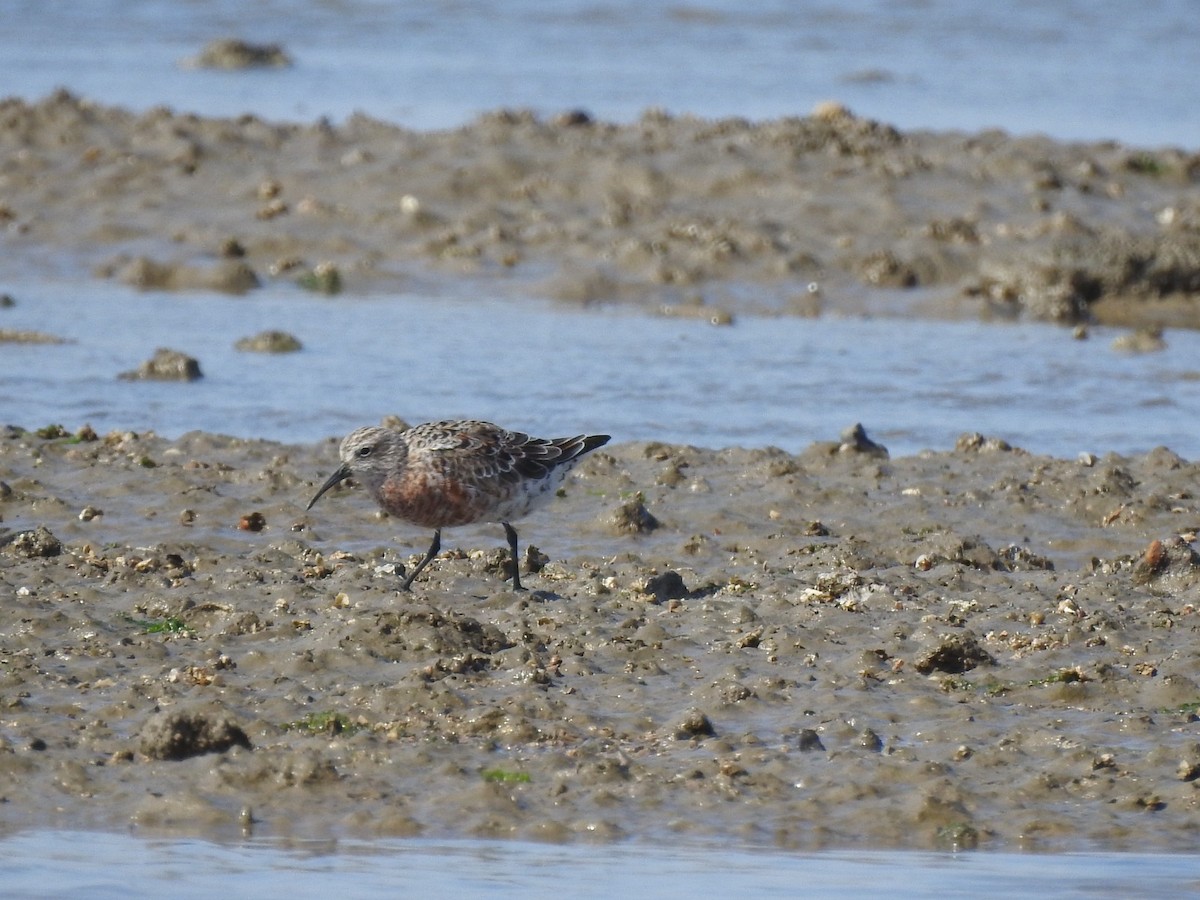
[{"x1": 307, "y1": 464, "x2": 352, "y2": 509}]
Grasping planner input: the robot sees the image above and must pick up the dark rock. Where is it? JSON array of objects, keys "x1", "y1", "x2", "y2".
[
  {"x1": 1132, "y1": 536, "x2": 1200, "y2": 585},
  {"x1": 838, "y1": 423, "x2": 888, "y2": 458},
  {"x1": 234, "y1": 330, "x2": 302, "y2": 353},
  {"x1": 915, "y1": 632, "x2": 996, "y2": 675},
  {"x1": 674, "y1": 709, "x2": 716, "y2": 739},
  {"x1": 955, "y1": 432, "x2": 1013, "y2": 453},
  {"x1": 858, "y1": 728, "x2": 884, "y2": 752},
  {"x1": 4, "y1": 525, "x2": 62, "y2": 558},
  {"x1": 797, "y1": 728, "x2": 825, "y2": 752},
  {"x1": 189, "y1": 38, "x2": 292, "y2": 70},
  {"x1": 119, "y1": 348, "x2": 203, "y2": 382},
  {"x1": 643, "y1": 570, "x2": 689, "y2": 602},
  {"x1": 609, "y1": 495, "x2": 660, "y2": 534}
]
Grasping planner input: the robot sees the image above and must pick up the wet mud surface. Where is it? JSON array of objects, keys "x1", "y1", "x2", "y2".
[
  {"x1": 2, "y1": 92, "x2": 1200, "y2": 325},
  {"x1": 2, "y1": 426, "x2": 1199, "y2": 851},
  {"x1": 3, "y1": 91, "x2": 1200, "y2": 853}
]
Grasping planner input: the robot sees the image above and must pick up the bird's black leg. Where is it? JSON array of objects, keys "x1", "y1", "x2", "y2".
[
  {"x1": 502, "y1": 521, "x2": 526, "y2": 591},
  {"x1": 401, "y1": 529, "x2": 441, "y2": 591}
]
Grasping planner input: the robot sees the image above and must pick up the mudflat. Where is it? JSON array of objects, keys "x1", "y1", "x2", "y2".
[
  {"x1": 2, "y1": 93, "x2": 1199, "y2": 851},
  {"x1": 2, "y1": 91, "x2": 1199, "y2": 325},
  {"x1": 1, "y1": 426, "x2": 1198, "y2": 851}
]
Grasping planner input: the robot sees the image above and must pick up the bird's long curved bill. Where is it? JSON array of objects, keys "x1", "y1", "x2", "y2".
[{"x1": 307, "y1": 464, "x2": 352, "y2": 510}]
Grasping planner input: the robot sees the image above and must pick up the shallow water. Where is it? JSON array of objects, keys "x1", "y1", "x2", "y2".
[
  {"x1": 2, "y1": 275, "x2": 1199, "y2": 459},
  {"x1": 2, "y1": 831, "x2": 1198, "y2": 899},
  {"x1": 3, "y1": 0, "x2": 1198, "y2": 146}
]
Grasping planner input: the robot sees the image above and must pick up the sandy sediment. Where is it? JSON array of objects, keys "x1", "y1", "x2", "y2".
[
  {"x1": 1, "y1": 425, "x2": 1198, "y2": 851},
  {"x1": 1, "y1": 91, "x2": 1199, "y2": 326}
]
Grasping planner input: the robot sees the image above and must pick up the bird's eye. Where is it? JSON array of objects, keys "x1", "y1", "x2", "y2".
[{"x1": 356, "y1": 445, "x2": 373, "y2": 458}]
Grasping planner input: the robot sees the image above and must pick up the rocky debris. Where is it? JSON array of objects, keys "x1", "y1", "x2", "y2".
[
  {"x1": 797, "y1": 729, "x2": 826, "y2": 752},
  {"x1": 856, "y1": 249, "x2": 920, "y2": 287},
  {"x1": 105, "y1": 256, "x2": 260, "y2": 294},
  {"x1": 522, "y1": 544, "x2": 549, "y2": 574},
  {"x1": 238, "y1": 512, "x2": 267, "y2": 532},
  {"x1": 609, "y1": 494, "x2": 660, "y2": 534},
  {"x1": 296, "y1": 262, "x2": 342, "y2": 294},
  {"x1": 976, "y1": 232, "x2": 1200, "y2": 323},
  {"x1": 0, "y1": 329, "x2": 70, "y2": 344},
  {"x1": 1131, "y1": 536, "x2": 1200, "y2": 585},
  {"x1": 186, "y1": 38, "x2": 292, "y2": 70},
  {"x1": 955, "y1": 432, "x2": 1015, "y2": 453},
  {"x1": 3, "y1": 525, "x2": 63, "y2": 558},
  {"x1": 673, "y1": 709, "x2": 716, "y2": 739},
  {"x1": 838, "y1": 423, "x2": 889, "y2": 458},
  {"x1": 997, "y1": 544, "x2": 1055, "y2": 571},
  {"x1": 858, "y1": 728, "x2": 885, "y2": 752},
  {"x1": 138, "y1": 709, "x2": 252, "y2": 761},
  {"x1": 1111, "y1": 326, "x2": 1167, "y2": 353},
  {"x1": 915, "y1": 632, "x2": 997, "y2": 675},
  {"x1": 640, "y1": 570, "x2": 690, "y2": 602},
  {"x1": 119, "y1": 348, "x2": 203, "y2": 381},
  {"x1": 234, "y1": 330, "x2": 303, "y2": 353}
]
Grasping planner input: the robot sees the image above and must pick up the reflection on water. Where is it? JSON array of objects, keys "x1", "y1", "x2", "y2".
[
  {"x1": 1, "y1": 277, "x2": 1198, "y2": 460},
  {"x1": 1, "y1": 830, "x2": 1198, "y2": 899}
]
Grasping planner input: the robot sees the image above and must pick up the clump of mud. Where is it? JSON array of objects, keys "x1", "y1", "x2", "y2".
[
  {"x1": 139, "y1": 708, "x2": 252, "y2": 761},
  {"x1": 185, "y1": 39, "x2": 292, "y2": 70},
  {"x1": 234, "y1": 330, "x2": 303, "y2": 353},
  {"x1": 118, "y1": 348, "x2": 203, "y2": 381}
]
